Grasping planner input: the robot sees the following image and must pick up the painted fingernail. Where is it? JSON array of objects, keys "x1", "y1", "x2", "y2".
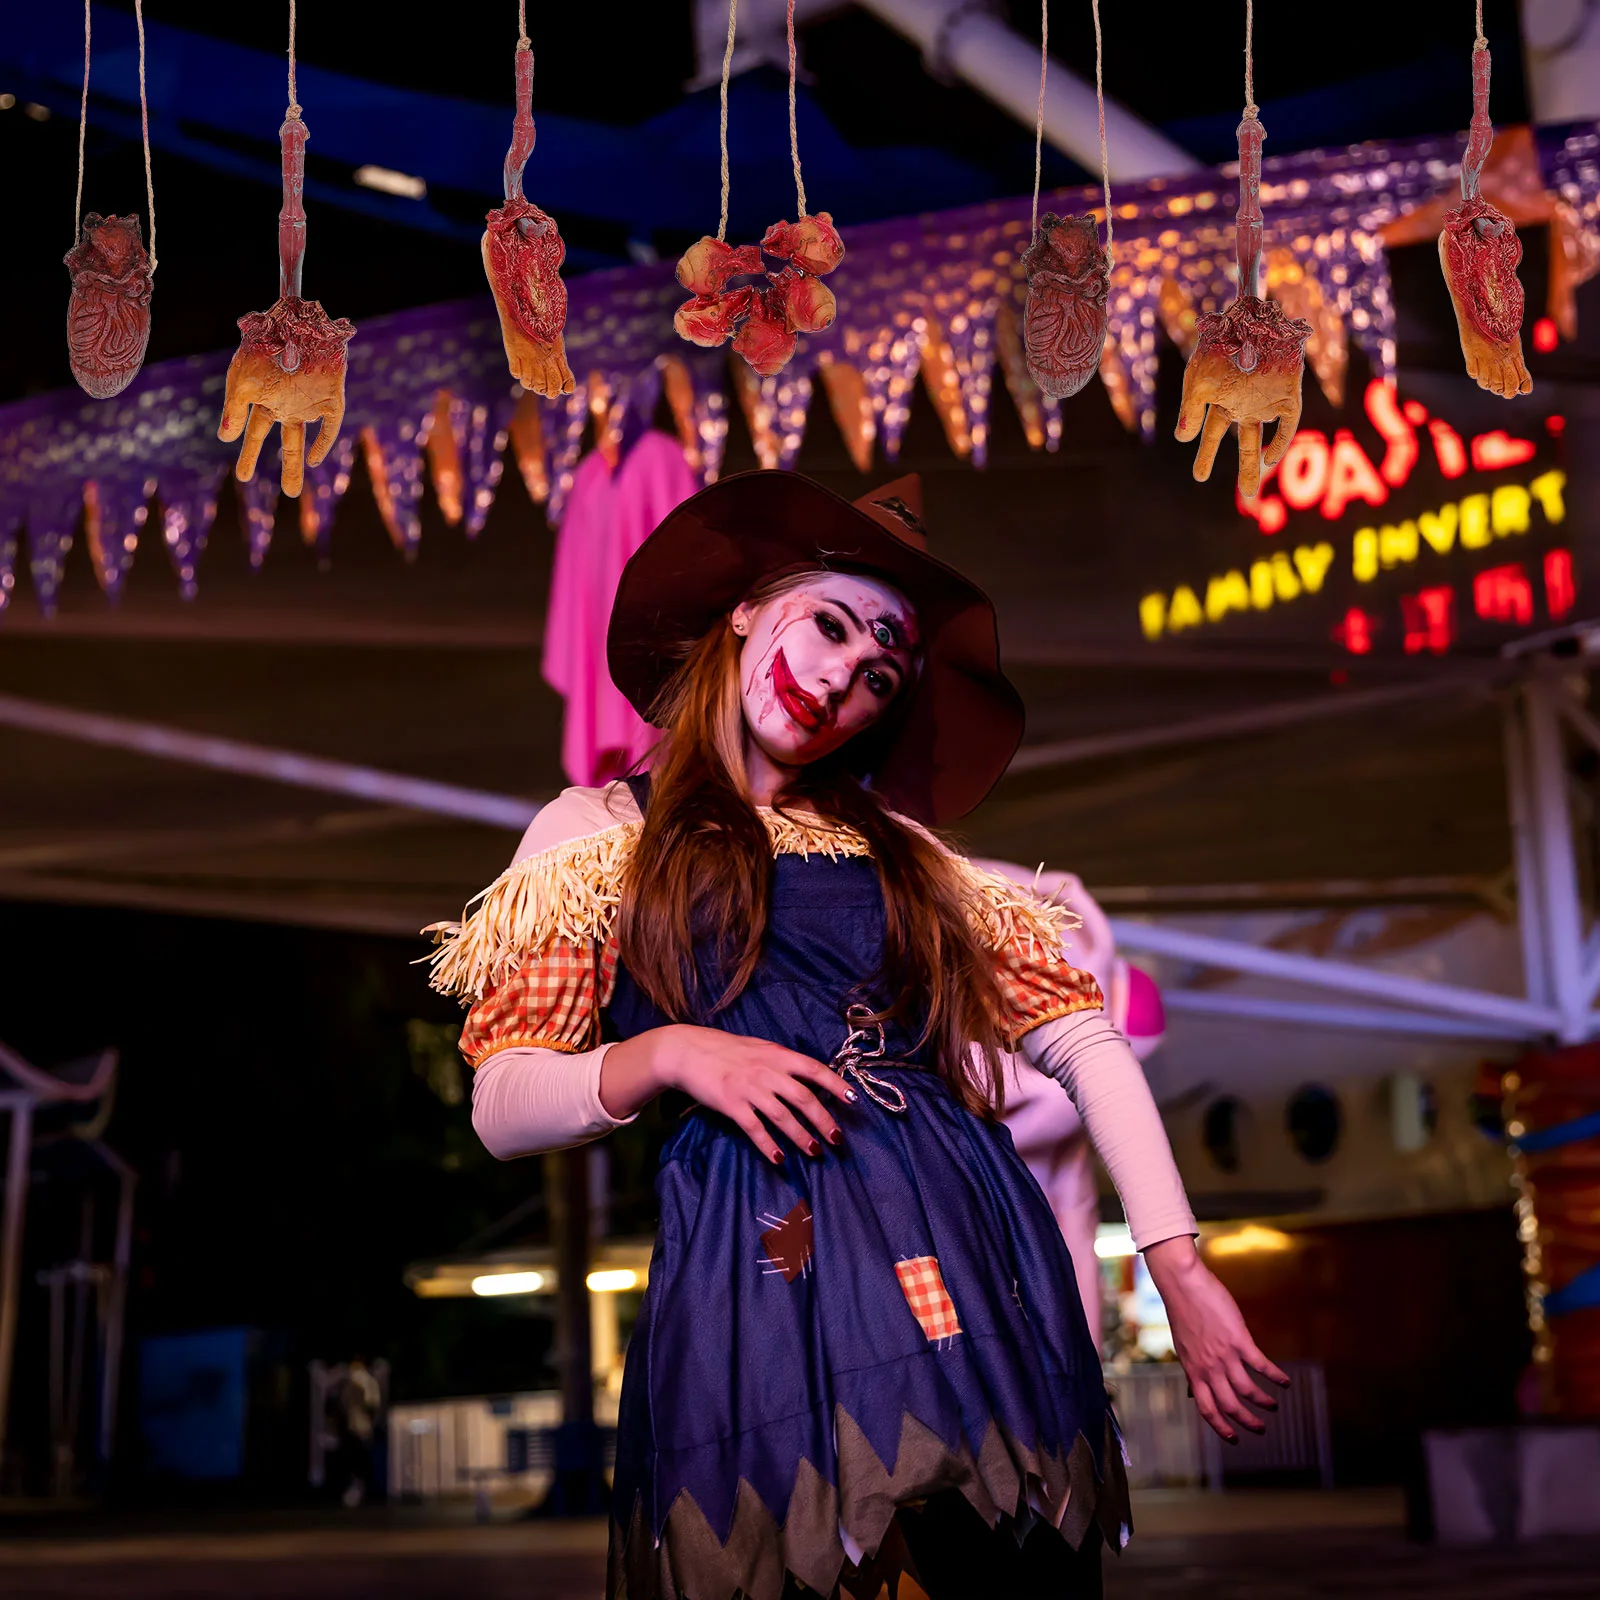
[
  {"x1": 829, "y1": 1131, "x2": 844, "y2": 1146},
  {"x1": 845, "y1": 1089, "x2": 859, "y2": 1103},
  {"x1": 808, "y1": 1141, "x2": 820, "y2": 1156},
  {"x1": 1225, "y1": 1434, "x2": 1239, "y2": 1446}
]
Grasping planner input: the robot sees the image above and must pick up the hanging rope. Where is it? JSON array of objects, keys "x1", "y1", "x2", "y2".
[
  {"x1": 1475, "y1": 0, "x2": 1485, "y2": 49},
  {"x1": 787, "y1": 0, "x2": 807, "y2": 217},
  {"x1": 74, "y1": 0, "x2": 90, "y2": 243},
  {"x1": 1244, "y1": 0, "x2": 1257, "y2": 116},
  {"x1": 288, "y1": 0, "x2": 301, "y2": 116},
  {"x1": 518, "y1": 0, "x2": 529, "y2": 48},
  {"x1": 716, "y1": 0, "x2": 737, "y2": 241},
  {"x1": 1092, "y1": 0, "x2": 1111, "y2": 259},
  {"x1": 1030, "y1": 0, "x2": 1047, "y2": 235},
  {"x1": 135, "y1": 0, "x2": 156, "y2": 270}
]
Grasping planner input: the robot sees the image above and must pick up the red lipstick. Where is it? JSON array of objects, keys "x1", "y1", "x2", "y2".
[{"x1": 771, "y1": 649, "x2": 830, "y2": 732}]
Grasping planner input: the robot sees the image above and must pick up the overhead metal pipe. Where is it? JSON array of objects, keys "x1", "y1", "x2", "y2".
[{"x1": 855, "y1": 0, "x2": 1200, "y2": 180}]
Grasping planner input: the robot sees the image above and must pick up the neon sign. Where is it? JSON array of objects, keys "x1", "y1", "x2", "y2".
[{"x1": 1237, "y1": 381, "x2": 1540, "y2": 534}]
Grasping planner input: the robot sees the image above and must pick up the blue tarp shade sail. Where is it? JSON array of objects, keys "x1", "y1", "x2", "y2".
[
  {"x1": 0, "y1": 11, "x2": 995, "y2": 248},
  {"x1": 139, "y1": 1327, "x2": 253, "y2": 1480}
]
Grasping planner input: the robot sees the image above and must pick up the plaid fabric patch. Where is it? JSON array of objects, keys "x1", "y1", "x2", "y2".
[
  {"x1": 895, "y1": 1255, "x2": 962, "y2": 1342},
  {"x1": 459, "y1": 934, "x2": 602, "y2": 1067},
  {"x1": 993, "y1": 936, "x2": 1103, "y2": 1044}
]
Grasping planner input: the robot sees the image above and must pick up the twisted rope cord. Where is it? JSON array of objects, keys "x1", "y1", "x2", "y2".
[
  {"x1": 1244, "y1": 0, "x2": 1257, "y2": 117},
  {"x1": 74, "y1": 0, "x2": 89, "y2": 242},
  {"x1": 716, "y1": 0, "x2": 737, "y2": 241},
  {"x1": 287, "y1": 0, "x2": 300, "y2": 116},
  {"x1": 1475, "y1": 0, "x2": 1485, "y2": 48},
  {"x1": 1092, "y1": 0, "x2": 1111, "y2": 258},
  {"x1": 519, "y1": 0, "x2": 528, "y2": 47},
  {"x1": 1031, "y1": 0, "x2": 1046, "y2": 235},
  {"x1": 135, "y1": 0, "x2": 155, "y2": 270},
  {"x1": 787, "y1": 0, "x2": 807, "y2": 217}
]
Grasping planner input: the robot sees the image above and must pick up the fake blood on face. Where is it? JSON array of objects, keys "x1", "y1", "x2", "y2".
[{"x1": 771, "y1": 648, "x2": 831, "y2": 735}]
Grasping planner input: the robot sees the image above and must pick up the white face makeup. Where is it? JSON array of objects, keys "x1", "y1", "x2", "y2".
[{"x1": 732, "y1": 573, "x2": 921, "y2": 770}]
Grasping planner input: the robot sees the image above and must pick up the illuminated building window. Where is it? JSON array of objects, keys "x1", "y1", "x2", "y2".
[
  {"x1": 1287, "y1": 1086, "x2": 1342, "y2": 1164},
  {"x1": 1545, "y1": 549, "x2": 1577, "y2": 620},
  {"x1": 1401, "y1": 585, "x2": 1454, "y2": 654},
  {"x1": 1473, "y1": 563, "x2": 1533, "y2": 626}
]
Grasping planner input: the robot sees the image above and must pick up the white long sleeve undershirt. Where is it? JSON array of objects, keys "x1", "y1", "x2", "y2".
[{"x1": 470, "y1": 1010, "x2": 1196, "y2": 1251}]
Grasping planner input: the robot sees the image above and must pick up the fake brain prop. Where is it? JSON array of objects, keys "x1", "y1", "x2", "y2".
[
  {"x1": 1021, "y1": 212, "x2": 1110, "y2": 400},
  {"x1": 674, "y1": 214, "x2": 844, "y2": 377},
  {"x1": 483, "y1": 43, "x2": 574, "y2": 398},
  {"x1": 1440, "y1": 45, "x2": 1530, "y2": 398},
  {"x1": 1176, "y1": 109, "x2": 1310, "y2": 500},
  {"x1": 64, "y1": 212, "x2": 153, "y2": 400},
  {"x1": 220, "y1": 110, "x2": 354, "y2": 497}
]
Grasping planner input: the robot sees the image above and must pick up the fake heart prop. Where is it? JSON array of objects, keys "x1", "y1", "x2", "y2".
[
  {"x1": 483, "y1": 43, "x2": 574, "y2": 397},
  {"x1": 65, "y1": 212, "x2": 153, "y2": 399},
  {"x1": 1021, "y1": 212, "x2": 1110, "y2": 399},
  {"x1": 674, "y1": 214, "x2": 844, "y2": 377},
  {"x1": 1439, "y1": 44, "x2": 1530, "y2": 398}
]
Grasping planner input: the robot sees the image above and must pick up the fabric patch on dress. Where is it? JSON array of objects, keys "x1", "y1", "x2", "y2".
[
  {"x1": 895, "y1": 1256, "x2": 961, "y2": 1342},
  {"x1": 759, "y1": 1203, "x2": 814, "y2": 1283}
]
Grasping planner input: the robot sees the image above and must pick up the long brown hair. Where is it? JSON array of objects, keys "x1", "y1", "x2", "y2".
[{"x1": 615, "y1": 572, "x2": 1010, "y2": 1116}]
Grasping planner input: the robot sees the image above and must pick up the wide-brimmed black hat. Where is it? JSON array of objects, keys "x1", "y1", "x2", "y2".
[{"x1": 606, "y1": 469, "x2": 1023, "y2": 824}]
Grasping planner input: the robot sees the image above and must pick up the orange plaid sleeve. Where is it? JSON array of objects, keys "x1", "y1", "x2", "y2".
[
  {"x1": 458, "y1": 926, "x2": 623, "y2": 1069},
  {"x1": 994, "y1": 932, "x2": 1104, "y2": 1045}
]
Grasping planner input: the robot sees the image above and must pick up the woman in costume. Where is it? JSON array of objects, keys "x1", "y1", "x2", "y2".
[{"x1": 432, "y1": 471, "x2": 1285, "y2": 1600}]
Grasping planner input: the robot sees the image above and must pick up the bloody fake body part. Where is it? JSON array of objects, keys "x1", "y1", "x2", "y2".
[
  {"x1": 674, "y1": 214, "x2": 844, "y2": 378},
  {"x1": 220, "y1": 108, "x2": 355, "y2": 498},
  {"x1": 1176, "y1": 109, "x2": 1310, "y2": 500},
  {"x1": 1022, "y1": 213, "x2": 1110, "y2": 399},
  {"x1": 483, "y1": 42, "x2": 574, "y2": 398},
  {"x1": 1440, "y1": 44, "x2": 1530, "y2": 398},
  {"x1": 64, "y1": 213, "x2": 153, "y2": 399}
]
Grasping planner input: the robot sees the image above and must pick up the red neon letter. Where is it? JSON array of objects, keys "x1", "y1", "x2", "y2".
[
  {"x1": 1473, "y1": 563, "x2": 1534, "y2": 626},
  {"x1": 1470, "y1": 430, "x2": 1537, "y2": 473},
  {"x1": 1332, "y1": 607, "x2": 1376, "y2": 655},
  {"x1": 1401, "y1": 586, "x2": 1455, "y2": 655},
  {"x1": 1545, "y1": 548, "x2": 1577, "y2": 620},
  {"x1": 1426, "y1": 417, "x2": 1468, "y2": 478},
  {"x1": 1323, "y1": 431, "x2": 1389, "y2": 520},
  {"x1": 1363, "y1": 379, "x2": 1418, "y2": 487},
  {"x1": 1278, "y1": 430, "x2": 1331, "y2": 511}
]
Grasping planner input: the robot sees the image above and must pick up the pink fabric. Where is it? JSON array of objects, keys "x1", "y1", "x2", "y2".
[
  {"x1": 1123, "y1": 963, "x2": 1166, "y2": 1052},
  {"x1": 542, "y1": 431, "x2": 699, "y2": 787}
]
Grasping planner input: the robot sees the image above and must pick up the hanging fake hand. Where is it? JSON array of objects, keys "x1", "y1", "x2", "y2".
[
  {"x1": 482, "y1": 199, "x2": 575, "y2": 398},
  {"x1": 1143, "y1": 1236, "x2": 1291, "y2": 1442},
  {"x1": 1175, "y1": 296, "x2": 1310, "y2": 501},
  {"x1": 218, "y1": 296, "x2": 354, "y2": 497},
  {"x1": 1439, "y1": 203, "x2": 1531, "y2": 399}
]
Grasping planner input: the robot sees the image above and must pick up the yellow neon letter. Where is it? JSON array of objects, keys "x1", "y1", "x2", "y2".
[
  {"x1": 1491, "y1": 484, "x2": 1531, "y2": 537},
  {"x1": 1353, "y1": 528, "x2": 1378, "y2": 582},
  {"x1": 1417, "y1": 504, "x2": 1457, "y2": 555},
  {"x1": 1139, "y1": 592, "x2": 1167, "y2": 640},
  {"x1": 1167, "y1": 586, "x2": 1204, "y2": 631},
  {"x1": 1205, "y1": 570, "x2": 1252, "y2": 623},
  {"x1": 1295, "y1": 542, "x2": 1335, "y2": 593},
  {"x1": 1529, "y1": 469, "x2": 1567, "y2": 524},
  {"x1": 1459, "y1": 493, "x2": 1491, "y2": 549}
]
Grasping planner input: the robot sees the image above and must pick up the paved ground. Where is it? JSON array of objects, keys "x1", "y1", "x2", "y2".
[{"x1": 1, "y1": 1491, "x2": 1595, "y2": 1598}]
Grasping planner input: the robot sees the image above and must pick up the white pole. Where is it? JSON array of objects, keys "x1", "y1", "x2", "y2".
[
  {"x1": 1108, "y1": 918, "x2": 1560, "y2": 1035},
  {"x1": 1522, "y1": 676, "x2": 1590, "y2": 1041},
  {"x1": 0, "y1": 694, "x2": 539, "y2": 833},
  {"x1": 1161, "y1": 989, "x2": 1541, "y2": 1042},
  {"x1": 857, "y1": 0, "x2": 1200, "y2": 179},
  {"x1": 0, "y1": 1097, "x2": 34, "y2": 1468},
  {"x1": 1504, "y1": 696, "x2": 1551, "y2": 1009}
]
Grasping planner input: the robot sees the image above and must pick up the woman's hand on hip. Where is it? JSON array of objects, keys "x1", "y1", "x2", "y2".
[
  {"x1": 1141, "y1": 1236, "x2": 1291, "y2": 1442},
  {"x1": 600, "y1": 1024, "x2": 855, "y2": 1163}
]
